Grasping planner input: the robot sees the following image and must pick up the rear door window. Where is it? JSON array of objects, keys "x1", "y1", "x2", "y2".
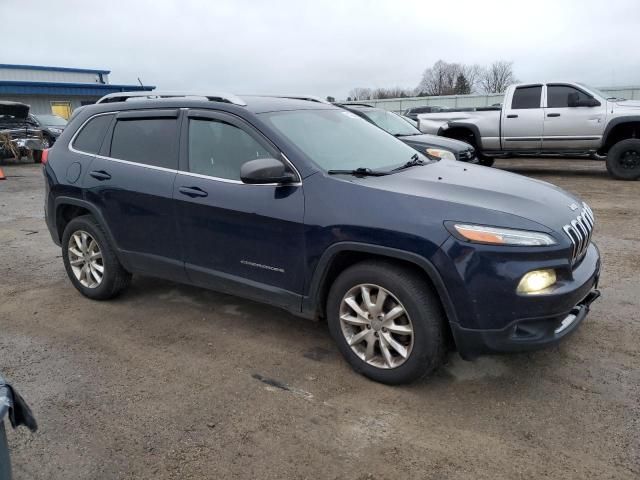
[
  {"x1": 72, "y1": 114, "x2": 114, "y2": 154},
  {"x1": 511, "y1": 86, "x2": 542, "y2": 109},
  {"x1": 109, "y1": 117, "x2": 178, "y2": 169}
]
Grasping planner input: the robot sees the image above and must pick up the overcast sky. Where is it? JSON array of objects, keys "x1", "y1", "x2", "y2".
[{"x1": 2, "y1": 0, "x2": 639, "y2": 99}]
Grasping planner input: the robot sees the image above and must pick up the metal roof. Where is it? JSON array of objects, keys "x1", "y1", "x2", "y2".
[
  {"x1": 0, "y1": 63, "x2": 111, "y2": 75},
  {"x1": 0, "y1": 81, "x2": 155, "y2": 97}
]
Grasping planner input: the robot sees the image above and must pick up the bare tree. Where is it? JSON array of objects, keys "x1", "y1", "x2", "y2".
[
  {"x1": 348, "y1": 87, "x2": 372, "y2": 101},
  {"x1": 416, "y1": 60, "x2": 461, "y2": 96},
  {"x1": 461, "y1": 64, "x2": 482, "y2": 92},
  {"x1": 479, "y1": 61, "x2": 517, "y2": 94}
]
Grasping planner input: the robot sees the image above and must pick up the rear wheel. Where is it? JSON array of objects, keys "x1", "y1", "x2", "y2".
[
  {"x1": 327, "y1": 261, "x2": 445, "y2": 384},
  {"x1": 606, "y1": 139, "x2": 640, "y2": 180},
  {"x1": 62, "y1": 215, "x2": 131, "y2": 300}
]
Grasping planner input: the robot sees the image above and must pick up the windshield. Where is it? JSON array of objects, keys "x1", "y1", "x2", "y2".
[
  {"x1": 261, "y1": 109, "x2": 428, "y2": 171},
  {"x1": 36, "y1": 114, "x2": 68, "y2": 126},
  {"x1": 359, "y1": 109, "x2": 421, "y2": 136}
]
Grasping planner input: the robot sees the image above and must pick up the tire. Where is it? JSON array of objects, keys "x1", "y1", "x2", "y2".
[
  {"x1": 606, "y1": 139, "x2": 640, "y2": 180},
  {"x1": 0, "y1": 421, "x2": 11, "y2": 480},
  {"x1": 61, "y1": 215, "x2": 131, "y2": 300},
  {"x1": 478, "y1": 156, "x2": 494, "y2": 167},
  {"x1": 326, "y1": 260, "x2": 446, "y2": 385},
  {"x1": 32, "y1": 150, "x2": 42, "y2": 163}
]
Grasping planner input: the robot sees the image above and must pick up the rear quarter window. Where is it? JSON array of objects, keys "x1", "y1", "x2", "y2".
[
  {"x1": 72, "y1": 114, "x2": 114, "y2": 154},
  {"x1": 109, "y1": 118, "x2": 178, "y2": 169}
]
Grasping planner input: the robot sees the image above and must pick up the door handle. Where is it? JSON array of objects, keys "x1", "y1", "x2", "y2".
[
  {"x1": 179, "y1": 186, "x2": 208, "y2": 198},
  {"x1": 547, "y1": 113, "x2": 561, "y2": 117},
  {"x1": 507, "y1": 114, "x2": 518, "y2": 118},
  {"x1": 89, "y1": 170, "x2": 111, "y2": 181}
]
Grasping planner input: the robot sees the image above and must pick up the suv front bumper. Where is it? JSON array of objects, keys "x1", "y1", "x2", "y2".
[
  {"x1": 433, "y1": 237, "x2": 601, "y2": 359},
  {"x1": 450, "y1": 289, "x2": 600, "y2": 358}
]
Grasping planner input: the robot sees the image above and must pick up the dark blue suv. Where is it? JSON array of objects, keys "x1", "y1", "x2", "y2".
[{"x1": 43, "y1": 92, "x2": 601, "y2": 384}]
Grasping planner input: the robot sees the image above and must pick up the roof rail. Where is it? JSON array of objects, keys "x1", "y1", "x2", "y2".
[
  {"x1": 96, "y1": 91, "x2": 247, "y2": 106},
  {"x1": 268, "y1": 95, "x2": 330, "y2": 104}
]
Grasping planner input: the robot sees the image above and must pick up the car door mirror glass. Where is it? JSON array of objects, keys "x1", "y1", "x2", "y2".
[{"x1": 240, "y1": 158, "x2": 295, "y2": 184}]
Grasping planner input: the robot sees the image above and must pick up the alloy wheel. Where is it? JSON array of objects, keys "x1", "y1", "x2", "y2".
[
  {"x1": 339, "y1": 284, "x2": 414, "y2": 369},
  {"x1": 68, "y1": 230, "x2": 104, "y2": 288}
]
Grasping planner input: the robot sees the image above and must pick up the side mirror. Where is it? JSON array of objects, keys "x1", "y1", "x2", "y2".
[
  {"x1": 240, "y1": 158, "x2": 296, "y2": 185},
  {"x1": 568, "y1": 92, "x2": 600, "y2": 107}
]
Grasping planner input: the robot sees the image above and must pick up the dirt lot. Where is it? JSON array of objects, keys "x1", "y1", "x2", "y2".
[{"x1": 0, "y1": 158, "x2": 638, "y2": 479}]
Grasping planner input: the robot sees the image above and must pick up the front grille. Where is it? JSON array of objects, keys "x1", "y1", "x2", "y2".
[{"x1": 563, "y1": 202, "x2": 595, "y2": 265}]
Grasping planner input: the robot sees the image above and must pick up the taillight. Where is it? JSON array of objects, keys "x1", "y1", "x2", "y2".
[{"x1": 41, "y1": 148, "x2": 50, "y2": 164}]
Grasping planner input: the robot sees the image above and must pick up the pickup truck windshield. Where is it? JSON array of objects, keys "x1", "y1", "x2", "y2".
[
  {"x1": 261, "y1": 109, "x2": 428, "y2": 171},
  {"x1": 359, "y1": 109, "x2": 421, "y2": 136}
]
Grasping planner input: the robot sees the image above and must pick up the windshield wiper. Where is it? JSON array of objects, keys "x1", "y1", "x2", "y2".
[
  {"x1": 327, "y1": 167, "x2": 390, "y2": 177},
  {"x1": 390, "y1": 154, "x2": 428, "y2": 172},
  {"x1": 393, "y1": 132, "x2": 422, "y2": 137}
]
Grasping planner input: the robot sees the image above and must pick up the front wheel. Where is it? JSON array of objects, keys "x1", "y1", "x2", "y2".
[
  {"x1": 327, "y1": 261, "x2": 446, "y2": 384},
  {"x1": 606, "y1": 139, "x2": 640, "y2": 180},
  {"x1": 478, "y1": 156, "x2": 494, "y2": 167}
]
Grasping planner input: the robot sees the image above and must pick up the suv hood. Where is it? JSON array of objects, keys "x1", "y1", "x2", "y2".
[
  {"x1": 398, "y1": 133, "x2": 471, "y2": 152},
  {"x1": 353, "y1": 160, "x2": 582, "y2": 233}
]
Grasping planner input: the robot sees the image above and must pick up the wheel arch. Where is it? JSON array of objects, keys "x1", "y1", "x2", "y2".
[
  {"x1": 601, "y1": 117, "x2": 640, "y2": 153},
  {"x1": 303, "y1": 242, "x2": 458, "y2": 328},
  {"x1": 438, "y1": 122, "x2": 482, "y2": 152},
  {"x1": 53, "y1": 197, "x2": 125, "y2": 265}
]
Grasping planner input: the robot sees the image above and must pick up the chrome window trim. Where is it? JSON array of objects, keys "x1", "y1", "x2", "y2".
[
  {"x1": 177, "y1": 153, "x2": 302, "y2": 187},
  {"x1": 68, "y1": 112, "x2": 303, "y2": 185}
]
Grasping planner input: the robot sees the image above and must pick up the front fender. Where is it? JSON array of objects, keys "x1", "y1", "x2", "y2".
[{"x1": 301, "y1": 241, "x2": 459, "y2": 326}]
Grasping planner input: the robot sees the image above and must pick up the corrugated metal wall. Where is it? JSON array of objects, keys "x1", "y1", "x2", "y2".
[
  {"x1": 0, "y1": 67, "x2": 108, "y2": 84},
  {"x1": 345, "y1": 86, "x2": 640, "y2": 113}
]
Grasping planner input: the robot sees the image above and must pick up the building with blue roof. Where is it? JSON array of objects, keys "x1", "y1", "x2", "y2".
[{"x1": 0, "y1": 64, "x2": 155, "y2": 119}]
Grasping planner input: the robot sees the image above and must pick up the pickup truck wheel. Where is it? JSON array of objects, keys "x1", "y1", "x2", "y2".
[
  {"x1": 62, "y1": 215, "x2": 131, "y2": 300},
  {"x1": 327, "y1": 261, "x2": 445, "y2": 384},
  {"x1": 478, "y1": 157, "x2": 494, "y2": 167},
  {"x1": 606, "y1": 139, "x2": 640, "y2": 180}
]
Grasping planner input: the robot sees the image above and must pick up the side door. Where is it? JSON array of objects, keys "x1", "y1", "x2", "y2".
[
  {"x1": 174, "y1": 109, "x2": 305, "y2": 310},
  {"x1": 542, "y1": 84, "x2": 606, "y2": 150},
  {"x1": 82, "y1": 109, "x2": 186, "y2": 281},
  {"x1": 501, "y1": 84, "x2": 544, "y2": 150}
]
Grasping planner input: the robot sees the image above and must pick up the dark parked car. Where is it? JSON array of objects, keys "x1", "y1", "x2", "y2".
[
  {"x1": 1, "y1": 374, "x2": 37, "y2": 480},
  {"x1": 403, "y1": 105, "x2": 448, "y2": 121},
  {"x1": 43, "y1": 92, "x2": 601, "y2": 384},
  {"x1": 28, "y1": 113, "x2": 68, "y2": 147},
  {"x1": 337, "y1": 103, "x2": 475, "y2": 162}
]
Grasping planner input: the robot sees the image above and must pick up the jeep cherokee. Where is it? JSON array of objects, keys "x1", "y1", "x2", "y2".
[{"x1": 43, "y1": 92, "x2": 601, "y2": 384}]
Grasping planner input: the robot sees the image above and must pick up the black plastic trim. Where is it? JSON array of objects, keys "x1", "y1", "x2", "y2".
[{"x1": 302, "y1": 242, "x2": 458, "y2": 324}]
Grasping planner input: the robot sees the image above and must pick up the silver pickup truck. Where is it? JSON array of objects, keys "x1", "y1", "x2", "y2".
[{"x1": 417, "y1": 82, "x2": 640, "y2": 180}]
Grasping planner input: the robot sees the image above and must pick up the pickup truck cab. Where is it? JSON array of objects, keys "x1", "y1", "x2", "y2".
[{"x1": 418, "y1": 82, "x2": 640, "y2": 180}]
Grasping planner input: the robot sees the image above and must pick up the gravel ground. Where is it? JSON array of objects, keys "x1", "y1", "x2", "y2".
[{"x1": 0, "y1": 158, "x2": 638, "y2": 479}]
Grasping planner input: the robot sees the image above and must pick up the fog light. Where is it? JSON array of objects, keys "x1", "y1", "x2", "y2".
[{"x1": 517, "y1": 269, "x2": 557, "y2": 294}]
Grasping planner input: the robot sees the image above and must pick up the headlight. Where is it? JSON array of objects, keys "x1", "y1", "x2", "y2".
[
  {"x1": 452, "y1": 224, "x2": 557, "y2": 246},
  {"x1": 517, "y1": 269, "x2": 557, "y2": 294},
  {"x1": 49, "y1": 127, "x2": 63, "y2": 134},
  {"x1": 426, "y1": 148, "x2": 456, "y2": 161}
]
